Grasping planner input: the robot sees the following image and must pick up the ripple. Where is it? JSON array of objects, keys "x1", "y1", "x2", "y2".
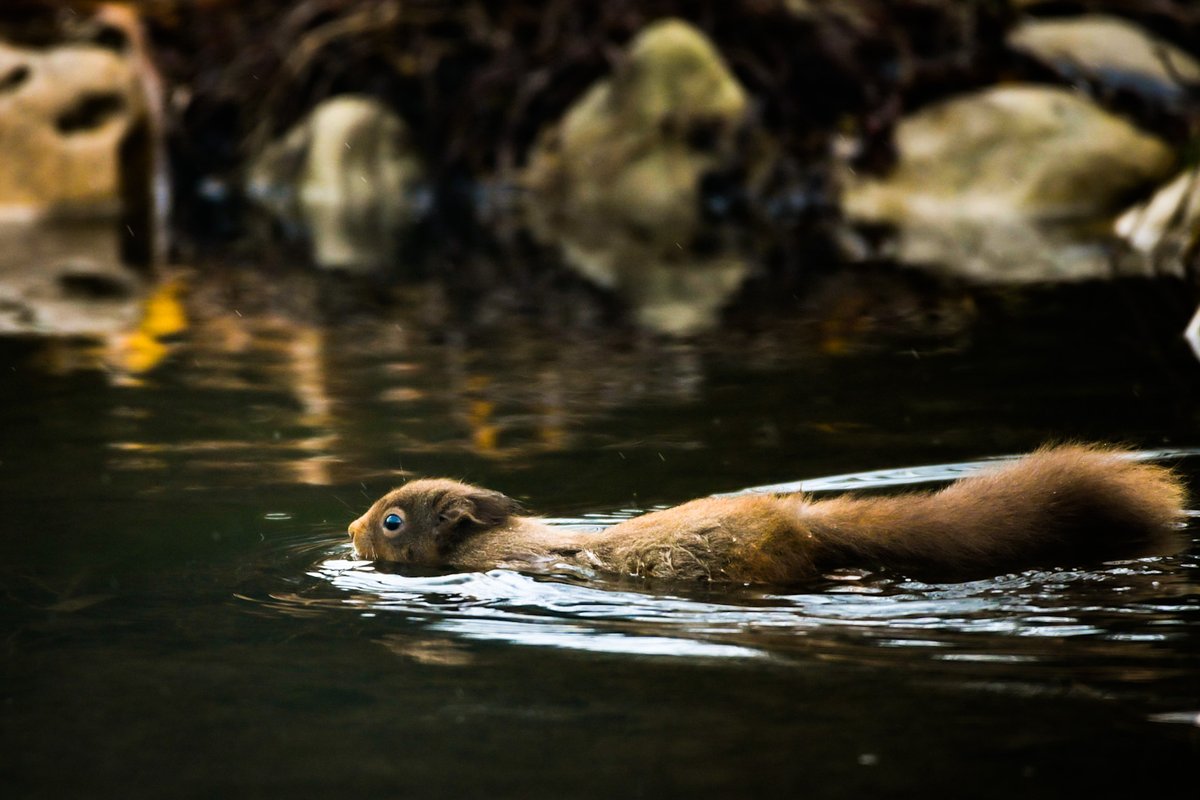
[
  {"x1": 229, "y1": 541, "x2": 1200, "y2": 673},
  {"x1": 239, "y1": 452, "x2": 1200, "y2": 677}
]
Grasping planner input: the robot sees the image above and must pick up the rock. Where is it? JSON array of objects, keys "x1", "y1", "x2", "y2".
[
  {"x1": 0, "y1": 39, "x2": 151, "y2": 220},
  {"x1": 1115, "y1": 169, "x2": 1200, "y2": 273},
  {"x1": 0, "y1": 8, "x2": 166, "y2": 337},
  {"x1": 841, "y1": 85, "x2": 1177, "y2": 281},
  {"x1": 1008, "y1": 15, "x2": 1200, "y2": 107},
  {"x1": 246, "y1": 95, "x2": 427, "y2": 272},
  {"x1": 522, "y1": 19, "x2": 757, "y2": 333},
  {"x1": 0, "y1": 3, "x2": 166, "y2": 278},
  {"x1": 89, "y1": 2, "x2": 172, "y2": 267},
  {"x1": 523, "y1": 18, "x2": 750, "y2": 237},
  {"x1": 844, "y1": 85, "x2": 1175, "y2": 223},
  {"x1": 1185, "y1": 305, "x2": 1200, "y2": 362}
]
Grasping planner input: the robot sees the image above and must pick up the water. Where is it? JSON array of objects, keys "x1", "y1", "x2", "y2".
[{"x1": 2, "y1": 266, "x2": 1198, "y2": 798}]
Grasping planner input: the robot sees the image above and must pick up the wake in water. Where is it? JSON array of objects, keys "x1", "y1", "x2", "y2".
[{"x1": 239, "y1": 449, "x2": 1198, "y2": 678}]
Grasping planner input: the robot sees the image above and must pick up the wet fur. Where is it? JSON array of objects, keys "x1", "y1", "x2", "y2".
[{"x1": 348, "y1": 445, "x2": 1187, "y2": 584}]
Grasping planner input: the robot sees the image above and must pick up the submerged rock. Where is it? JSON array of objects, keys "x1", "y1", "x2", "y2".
[
  {"x1": 1008, "y1": 15, "x2": 1200, "y2": 108},
  {"x1": 523, "y1": 19, "x2": 758, "y2": 333},
  {"x1": 247, "y1": 95, "x2": 427, "y2": 272}
]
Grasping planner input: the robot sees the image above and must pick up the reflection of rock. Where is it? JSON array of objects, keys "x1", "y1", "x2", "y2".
[
  {"x1": 522, "y1": 20, "x2": 756, "y2": 334},
  {"x1": 0, "y1": 220, "x2": 144, "y2": 335},
  {"x1": 843, "y1": 85, "x2": 1177, "y2": 281},
  {"x1": 1008, "y1": 15, "x2": 1200, "y2": 107},
  {"x1": 247, "y1": 95, "x2": 427, "y2": 272},
  {"x1": 523, "y1": 18, "x2": 750, "y2": 237},
  {"x1": 1115, "y1": 169, "x2": 1199, "y2": 275},
  {"x1": 552, "y1": 223, "x2": 750, "y2": 335},
  {"x1": 866, "y1": 217, "x2": 1154, "y2": 283}
]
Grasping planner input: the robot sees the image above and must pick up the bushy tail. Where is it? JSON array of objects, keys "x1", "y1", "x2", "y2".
[{"x1": 800, "y1": 445, "x2": 1188, "y2": 579}]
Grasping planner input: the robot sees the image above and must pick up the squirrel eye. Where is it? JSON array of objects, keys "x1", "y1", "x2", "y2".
[{"x1": 383, "y1": 513, "x2": 404, "y2": 532}]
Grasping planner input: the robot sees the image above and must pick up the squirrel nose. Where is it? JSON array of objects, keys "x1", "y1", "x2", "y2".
[{"x1": 348, "y1": 515, "x2": 368, "y2": 539}]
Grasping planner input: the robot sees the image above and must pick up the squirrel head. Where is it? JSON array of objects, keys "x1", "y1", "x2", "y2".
[{"x1": 348, "y1": 478, "x2": 522, "y2": 564}]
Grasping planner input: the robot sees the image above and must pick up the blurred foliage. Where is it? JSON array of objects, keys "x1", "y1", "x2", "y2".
[{"x1": 2, "y1": 1, "x2": 1197, "y2": 259}]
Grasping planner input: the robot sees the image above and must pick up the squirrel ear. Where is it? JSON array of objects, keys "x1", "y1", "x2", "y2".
[{"x1": 435, "y1": 487, "x2": 521, "y2": 535}]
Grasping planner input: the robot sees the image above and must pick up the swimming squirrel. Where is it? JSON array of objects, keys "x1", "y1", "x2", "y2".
[{"x1": 347, "y1": 445, "x2": 1188, "y2": 583}]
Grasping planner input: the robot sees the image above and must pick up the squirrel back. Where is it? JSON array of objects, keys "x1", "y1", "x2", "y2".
[
  {"x1": 349, "y1": 445, "x2": 1188, "y2": 583},
  {"x1": 592, "y1": 445, "x2": 1187, "y2": 582}
]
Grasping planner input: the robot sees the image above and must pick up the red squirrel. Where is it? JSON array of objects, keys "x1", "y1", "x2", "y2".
[{"x1": 347, "y1": 445, "x2": 1187, "y2": 583}]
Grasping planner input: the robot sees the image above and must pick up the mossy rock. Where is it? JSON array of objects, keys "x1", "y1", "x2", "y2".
[
  {"x1": 523, "y1": 18, "x2": 751, "y2": 237},
  {"x1": 843, "y1": 85, "x2": 1176, "y2": 224}
]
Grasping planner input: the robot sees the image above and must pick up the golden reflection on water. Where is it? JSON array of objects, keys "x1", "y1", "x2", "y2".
[
  {"x1": 25, "y1": 271, "x2": 683, "y2": 484},
  {"x1": 102, "y1": 277, "x2": 189, "y2": 379},
  {"x1": 23, "y1": 263, "x2": 981, "y2": 488}
]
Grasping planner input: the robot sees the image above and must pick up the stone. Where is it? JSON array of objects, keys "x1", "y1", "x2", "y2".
[
  {"x1": 522, "y1": 19, "x2": 757, "y2": 333},
  {"x1": 1115, "y1": 169, "x2": 1200, "y2": 273},
  {"x1": 0, "y1": 40, "x2": 149, "y2": 219},
  {"x1": 1008, "y1": 15, "x2": 1200, "y2": 107},
  {"x1": 523, "y1": 18, "x2": 750, "y2": 237},
  {"x1": 844, "y1": 85, "x2": 1175, "y2": 224},
  {"x1": 246, "y1": 95, "x2": 427, "y2": 272},
  {"x1": 0, "y1": 9, "x2": 165, "y2": 337}
]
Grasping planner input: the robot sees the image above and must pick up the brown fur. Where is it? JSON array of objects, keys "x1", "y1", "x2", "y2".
[{"x1": 347, "y1": 445, "x2": 1188, "y2": 583}]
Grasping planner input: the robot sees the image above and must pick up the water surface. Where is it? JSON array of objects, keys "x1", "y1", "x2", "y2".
[{"x1": 2, "y1": 269, "x2": 1198, "y2": 798}]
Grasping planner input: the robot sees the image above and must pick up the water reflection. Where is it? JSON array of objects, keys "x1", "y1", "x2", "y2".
[
  {"x1": 25, "y1": 268, "x2": 738, "y2": 487},
  {"x1": 525, "y1": 210, "x2": 753, "y2": 335},
  {"x1": 0, "y1": 220, "x2": 147, "y2": 336},
  {"x1": 17, "y1": 258, "x2": 1004, "y2": 500}
]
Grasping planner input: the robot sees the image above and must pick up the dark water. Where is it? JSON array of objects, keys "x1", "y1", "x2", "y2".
[{"x1": 2, "y1": 268, "x2": 1199, "y2": 798}]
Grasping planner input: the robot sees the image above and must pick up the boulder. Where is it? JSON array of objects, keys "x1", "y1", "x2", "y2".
[
  {"x1": 861, "y1": 218, "x2": 1145, "y2": 284},
  {"x1": 522, "y1": 19, "x2": 757, "y2": 332},
  {"x1": 1008, "y1": 15, "x2": 1200, "y2": 107},
  {"x1": 0, "y1": 10, "x2": 164, "y2": 337},
  {"x1": 0, "y1": 40, "x2": 150, "y2": 219},
  {"x1": 523, "y1": 18, "x2": 750, "y2": 237},
  {"x1": 843, "y1": 85, "x2": 1176, "y2": 226},
  {"x1": 1115, "y1": 169, "x2": 1199, "y2": 274},
  {"x1": 247, "y1": 95, "x2": 428, "y2": 272}
]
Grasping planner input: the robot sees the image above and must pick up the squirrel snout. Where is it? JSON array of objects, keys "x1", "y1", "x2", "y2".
[{"x1": 348, "y1": 515, "x2": 368, "y2": 540}]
